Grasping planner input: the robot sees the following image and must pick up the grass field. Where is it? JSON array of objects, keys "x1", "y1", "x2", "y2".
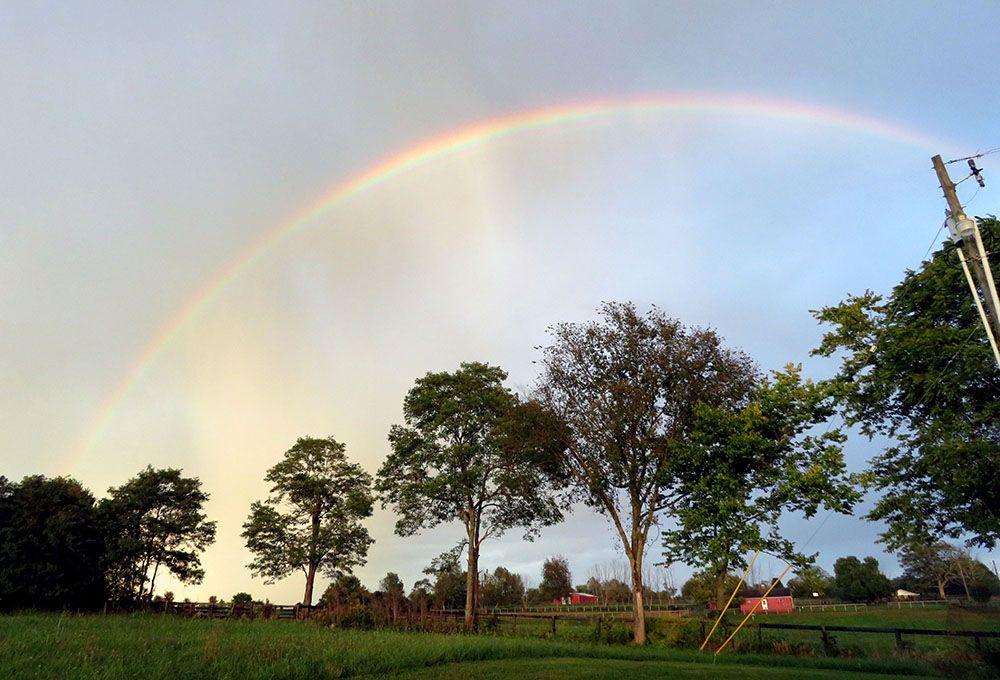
[
  {"x1": 739, "y1": 605, "x2": 1000, "y2": 655},
  {"x1": 0, "y1": 614, "x2": 953, "y2": 680}
]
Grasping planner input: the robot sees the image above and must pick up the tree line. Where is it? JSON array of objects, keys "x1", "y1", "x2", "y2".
[{"x1": 2, "y1": 219, "x2": 996, "y2": 645}]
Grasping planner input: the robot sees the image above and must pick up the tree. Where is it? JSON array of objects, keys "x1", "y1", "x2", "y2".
[
  {"x1": 319, "y1": 573, "x2": 370, "y2": 608},
  {"x1": 480, "y1": 567, "x2": 526, "y2": 608},
  {"x1": 409, "y1": 579, "x2": 433, "y2": 616},
  {"x1": 100, "y1": 467, "x2": 216, "y2": 605},
  {"x1": 681, "y1": 568, "x2": 742, "y2": 604},
  {"x1": 421, "y1": 546, "x2": 468, "y2": 610},
  {"x1": 376, "y1": 362, "x2": 564, "y2": 629},
  {"x1": 536, "y1": 302, "x2": 758, "y2": 642},
  {"x1": 662, "y1": 365, "x2": 861, "y2": 609},
  {"x1": 899, "y1": 541, "x2": 1000, "y2": 600},
  {"x1": 243, "y1": 436, "x2": 374, "y2": 606},
  {"x1": 231, "y1": 592, "x2": 254, "y2": 606},
  {"x1": 380, "y1": 572, "x2": 406, "y2": 622},
  {"x1": 833, "y1": 556, "x2": 892, "y2": 602},
  {"x1": 788, "y1": 565, "x2": 833, "y2": 598},
  {"x1": 538, "y1": 555, "x2": 573, "y2": 603},
  {"x1": 812, "y1": 217, "x2": 1000, "y2": 550},
  {"x1": 0, "y1": 475, "x2": 106, "y2": 611}
]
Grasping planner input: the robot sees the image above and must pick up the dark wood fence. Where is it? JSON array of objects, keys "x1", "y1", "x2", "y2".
[{"x1": 757, "y1": 622, "x2": 1000, "y2": 650}]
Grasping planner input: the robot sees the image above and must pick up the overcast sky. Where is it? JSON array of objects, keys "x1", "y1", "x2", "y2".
[{"x1": 3, "y1": 1, "x2": 999, "y2": 602}]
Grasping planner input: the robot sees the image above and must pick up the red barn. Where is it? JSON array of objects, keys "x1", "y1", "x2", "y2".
[
  {"x1": 739, "y1": 587, "x2": 794, "y2": 614},
  {"x1": 553, "y1": 592, "x2": 599, "y2": 605}
]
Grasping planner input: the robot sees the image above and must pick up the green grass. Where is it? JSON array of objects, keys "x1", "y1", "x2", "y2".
[
  {"x1": 777, "y1": 605, "x2": 1000, "y2": 631},
  {"x1": 740, "y1": 605, "x2": 1000, "y2": 655},
  {"x1": 0, "y1": 614, "x2": 943, "y2": 680},
  {"x1": 375, "y1": 657, "x2": 927, "y2": 679}
]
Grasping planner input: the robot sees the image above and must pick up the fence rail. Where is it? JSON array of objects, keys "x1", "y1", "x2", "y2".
[{"x1": 756, "y1": 621, "x2": 1000, "y2": 650}]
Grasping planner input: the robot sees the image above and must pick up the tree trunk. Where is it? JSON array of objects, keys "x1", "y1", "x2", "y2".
[
  {"x1": 465, "y1": 542, "x2": 479, "y2": 630},
  {"x1": 937, "y1": 578, "x2": 946, "y2": 600},
  {"x1": 630, "y1": 552, "x2": 647, "y2": 644},
  {"x1": 303, "y1": 506, "x2": 321, "y2": 607},
  {"x1": 303, "y1": 562, "x2": 317, "y2": 607},
  {"x1": 714, "y1": 559, "x2": 731, "y2": 612}
]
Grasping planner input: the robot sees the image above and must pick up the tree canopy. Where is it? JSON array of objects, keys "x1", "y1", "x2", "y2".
[
  {"x1": 662, "y1": 365, "x2": 860, "y2": 608},
  {"x1": 0, "y1": 475, "x2": 106, "y2": 611},
  {"x1": 536, "y1": 302, "x2": 759, "y2": 642},
  {"x1": 832, "y1": 556, "x2": 892, "y2": 602},
  {"x1": 100, "y1": 467, "x2": 216, "y2": 605},
  {"x1": 376, "y1": 362, "x2": 564, "y2": 628},
  {"x1": 243, "y1": 436, "x2": 374, "y2": 606},
  {"x1": 812, "y1": 217, "x2": 1000, "y2": 549},
  {"x1": 538, "y1": 555, "x2": 573, "y2": 603}
]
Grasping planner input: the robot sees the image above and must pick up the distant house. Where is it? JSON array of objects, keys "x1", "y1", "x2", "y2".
[
  {"x1": 895, "y1": 589, "x2": 919, "y2": 600},
  {"x1": 739, "y1": 587, "x2": 794, "y2": 614},
  {"x1": 553, "y1": 592, "x2": 600, "y2": 605}
]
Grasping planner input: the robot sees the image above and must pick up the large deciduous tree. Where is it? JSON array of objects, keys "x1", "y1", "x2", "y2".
[
  {"x1": 538, "y1": 555, "x2": 573, "y2": 603},
  {"x1": 243, "y1": 436, "x2": 373, "y2": 606},
  {"x1": 662, "y1": 365, "x2": 861, "y2": 609},
  {"x1": 536, "y1": 302, "x2": 758, "y2": 643},
  {"x1": 812, "y1": 217, "x2": 999, "y2": 549},
  {"x1": 100, "y1": 467, "x2": 216, "y2": 605},
  {"x1": 0, "y1": 476, "x2": 106, "y2": 611},
  {"x1": 480, "y1": 567, "x2": 526, "y2": 608},
  {"x1": 832, "y1": 556, "x2": 892, "y2": 602},
  {"x1": 376, "y1": 362, "x2": 564, "y2": 629}
]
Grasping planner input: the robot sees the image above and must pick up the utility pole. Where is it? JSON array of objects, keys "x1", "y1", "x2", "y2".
[{"x1": 932, "y1": 154, "x2": 1000, "y2": 366}]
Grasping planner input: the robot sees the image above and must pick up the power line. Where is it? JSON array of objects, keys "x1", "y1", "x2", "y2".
[{"x1": 944, "y1": 147, "x2": 1000, "y2": 165}]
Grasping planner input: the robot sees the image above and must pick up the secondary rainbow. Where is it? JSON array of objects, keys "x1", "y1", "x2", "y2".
[{"x1": 64, "y1": 92, "x2": 959, "y2": 471}]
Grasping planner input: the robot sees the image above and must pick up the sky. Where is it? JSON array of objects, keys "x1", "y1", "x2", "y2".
[{"x1": 2, "y1": 1, "x2": 999, "y2": 603}]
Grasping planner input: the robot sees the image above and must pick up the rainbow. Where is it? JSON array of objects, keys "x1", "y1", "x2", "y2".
[{"x1": 64, "y1": 92, "x2": 958, "y2": 472}]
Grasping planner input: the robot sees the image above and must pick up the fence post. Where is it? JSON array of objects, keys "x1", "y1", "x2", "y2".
[
  {"x1": 894, "y1": 630, "x2": 904, "y2": 650},
  {"x1": 551, "y1": 616, "x2": 557, "y2": 636}
]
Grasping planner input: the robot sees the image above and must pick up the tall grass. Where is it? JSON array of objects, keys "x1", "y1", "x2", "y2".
[{"x1": 0, "y1": 614, "x2": 937, "y2": 679}]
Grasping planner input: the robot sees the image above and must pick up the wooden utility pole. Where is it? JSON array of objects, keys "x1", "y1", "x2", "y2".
[{"x1": 932, "y1": 155, "x2": 1000, "y2": 366}]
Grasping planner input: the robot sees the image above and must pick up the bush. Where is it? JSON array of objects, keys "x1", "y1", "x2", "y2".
[
  {"x1": 339, "y1": 604, "x2": 375, "y2": 630},
  {"x1": 596, "y1": 620, "x2": 633, "y2": 645},
  {"x1": 645, "y1": 618, "x2": 703, "y2": 648}
]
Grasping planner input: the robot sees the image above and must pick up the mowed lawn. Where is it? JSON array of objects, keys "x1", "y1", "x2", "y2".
[{"x1": 0, "y1": 614, "x2": 939, "y2": 680}]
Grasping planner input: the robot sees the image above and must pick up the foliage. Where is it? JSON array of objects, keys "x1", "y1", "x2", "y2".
[
  {"x1": 380, "y1": 572, "x2": 406, "y2": 622},
  {"x1": 231, "y1": 592, "x2": 254, "y2": 606},
  {"x1": 811, "y1": 217, "x2": 1000, "y2": 550},
  {"x1": 100, "y1": 467, "x2": 216, "y2": 604},
  {"x1": 538, "y1": 555, "x2": 573, "y2": 603},
  {"x1": 480, "y1": 567, "x2": 526, "y2": 608},
  {"x1": 681, "y1": 568, "x2": 742, "y2": 604},
  {"x1": 662, "y1": 365, "x2": 860, "y2": 607},
  {"x1": 376, "y1": 362, "x2": 564, "y2": 627},
  {"x1": 421, "y1": 546, "x2": 468, "y2": 610},
  {"x1": 788, "y1": 565, "x2": 833, "y2": 598},
  {"x1": 536, "y1": 302, "x2": 759, "y2": 642},
  {"x1": 832, "y1": 556, "x2": 892, "y2": 602},
  {"x1": 242, "y1": 436, "x2": 374, "y2": 606},
  {"x1": 0, "y1": 475, "x2": 106, "y2": 611},
  {"x1": 319, "y1": 573, "x2": 371, "y2": 608},
  {"x1": 898, "y1": 541, "x2": 1000, "y2": 601}
]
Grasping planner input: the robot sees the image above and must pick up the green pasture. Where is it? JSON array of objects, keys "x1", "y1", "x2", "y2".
[{"x1": 0, "y1": 614, "x2": 947, "y2": 680}]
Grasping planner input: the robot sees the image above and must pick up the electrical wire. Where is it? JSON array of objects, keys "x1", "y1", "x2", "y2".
[{"x1": 945, "y1": 147, "x2": 1000, "y2": 164}]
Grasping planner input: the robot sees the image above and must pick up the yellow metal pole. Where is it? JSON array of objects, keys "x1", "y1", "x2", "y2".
[
  {"x1": 715, "y1": 562, "x2": 792, "y2": 654},
  {"x1": 699, "y1": 550, "x2": 760, "y2": 651}
]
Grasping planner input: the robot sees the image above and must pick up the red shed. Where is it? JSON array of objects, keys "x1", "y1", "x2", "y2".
[
  {"x1": 553, "y1": 592, "x2": 599, "y2": 605},
  {"x1": 739, "y1": 588, "x2": 794, "y2": 614}
]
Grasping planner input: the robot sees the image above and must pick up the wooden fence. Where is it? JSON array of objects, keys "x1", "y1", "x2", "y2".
[{"x1": 756, "y1": 622, "x2": 1000, "y2": 650}]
